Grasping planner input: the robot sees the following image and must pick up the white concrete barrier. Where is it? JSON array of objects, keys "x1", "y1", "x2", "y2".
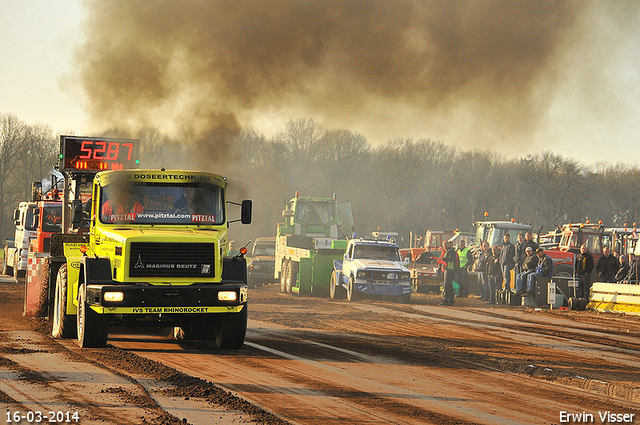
[{"x1": 588, "y1": 282, "x2": 640, "y2": 316}]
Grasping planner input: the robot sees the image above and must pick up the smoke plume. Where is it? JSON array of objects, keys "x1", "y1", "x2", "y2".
[{"x1": 75, "y1": 0, "x2": 598, "y2": 155}]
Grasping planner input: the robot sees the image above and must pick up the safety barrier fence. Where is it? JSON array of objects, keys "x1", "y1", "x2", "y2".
[{"x1": 588, "y1": 282, "x2": 640, "y2": 316}]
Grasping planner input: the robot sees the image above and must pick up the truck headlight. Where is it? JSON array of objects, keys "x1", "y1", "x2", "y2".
[
  {"x1": 399, "y1": 272, "x2": 411, "y2": 280},
  {"x1": 251, "y1": 264, "x2": 259, "y2": 270},
  {"x1": 357, "y1": 270, "x2": 367, "y2": 278},
  {"x1": 218, "y1": 291, "x2": 237, "y2": 301},
  {"x1": 103, "y1": 292, "x2": 124, "y2": 302}
]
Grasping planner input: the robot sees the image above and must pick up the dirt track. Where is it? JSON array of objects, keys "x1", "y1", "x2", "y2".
[{"x1": 2, "y1": 274, "x2": 640, "y2": 424}]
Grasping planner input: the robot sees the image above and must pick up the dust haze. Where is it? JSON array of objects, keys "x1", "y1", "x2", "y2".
[{"x1": 73, "y1": 0, "x2": 628, "y2": 159}]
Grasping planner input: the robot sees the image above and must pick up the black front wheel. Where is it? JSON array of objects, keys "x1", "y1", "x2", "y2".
[
  {"x1": 214, "y1": 306, "x2": 248, "y2": 349},
  {"x1": 77, "y1": 285, "x2": 108, "y2": 348},
  {"x1": 52, "y1": 264, "x2": 76, "y2": 339}
]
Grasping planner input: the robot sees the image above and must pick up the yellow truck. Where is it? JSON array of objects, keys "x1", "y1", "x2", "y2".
[{"x1": 36, "y1": 136, "x2": 252, "y2": 348}]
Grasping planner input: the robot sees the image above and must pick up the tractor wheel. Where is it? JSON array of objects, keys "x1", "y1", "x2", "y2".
[
  {"x1": 553, "y1": 265, "x2": 574, "y2": 278},
  {"x1": 77, "y1": 285, "x2": 108, "y2": 348},
  {"x1": 2, "y1": 247, "x2": 11, "y2": 276},
  {"x1": 578, "y1": 297, "x2": 589, "y2": 311},
  {"x1": 214, "y1": 306, "x2": 247, "y2": 349},
  {"x1": 330, "y1": 270, "x2": 345, "y2": 300},
  {"x1": 52, "y1": 264, "x2": 77, "y2": 339},
  {"x1": 13, "y1": 252, "x2": 20, "y2": 279},
  {"x1": 280, "y1": 260, "x2": 289, "y2": 293},
  {"x1": 347, "y1": 276, "x2": 362, "y2": 302},
  {"x1": 568, "y1": 296, "x2": 579, "y2": 311},
  {"x1": 286, "y1": 262, "x2": 298, "y2": 294}
]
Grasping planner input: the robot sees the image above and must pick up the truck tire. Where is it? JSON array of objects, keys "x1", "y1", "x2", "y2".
[
  {"x1": 347, "y1": 276, "x2": 362, "y2": 302},
  {"x1": 330, "y1": 270, "x2": 345, "y2": 300},
  {"x1": 13, "y1": 252, "x2": 20, "y2": 279},
  {"x1": 52, "y1": 264, "x2": 77, "y2": 339},
  {"x1": 173, "y1": 317, "x2": 216, "y2": 341},
  {"x1": 77, "y1": 285, "x2": 108, "y2": 348},
  {"x1": 2, "y1": 246, "x2": 11, "y2": 276},
  {"x1": 286, "y1": 262, "x2": 298, "y2": 294},
  {"x1": 214, "y1": 306, "x2": 247, "y2": 349},
  {"x1": 553, "y1": 265, "x2": 573, "y2": 278},
  {"x1": 280, "y1": 260, "x2": 289, "y2": 293}
]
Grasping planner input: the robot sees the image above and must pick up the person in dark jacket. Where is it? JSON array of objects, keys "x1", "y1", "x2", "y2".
[
  {"x1": 514, "y1": 246, "x2": 537, "y2": 295},
  {"x1": 514, "y1": 233, "x2": 526, "y2": 276},
  {"x1": 615, "y1": 255, "x2": 630, "y2": 282},
  {"x1": 476, "y1": 241, "x2": 491, "y2": 301},
  {"x1": 485, "y1": 245, "x2": 502, "y2": 304},
  {"x1": 596, "y1": 246, "x2": 618, "y2": 283},
  {"x1": 575, "y1": 244, "x2": 594, "y2": 298},
  {"x1": 627, "y1": 254, "x2": 640, "y2": 283},
  {"x1": 441, "y1": 241, "x2": 458, "y2": 306},
  {"x1": 525, "y1": 248, "x2": 553, "y2": 296},
  {"x1": 499, "y1": 233, "x2": 516, "y2": 292}
]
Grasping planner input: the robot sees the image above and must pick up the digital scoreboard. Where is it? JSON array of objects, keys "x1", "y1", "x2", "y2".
[{"x1": 60, "y1": 136, "x2": 140, "y2": 172}]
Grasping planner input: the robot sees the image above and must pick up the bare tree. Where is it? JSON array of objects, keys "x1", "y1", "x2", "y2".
[{"x1": 0, "y1": 114, "x2": 27, "y2": 244}]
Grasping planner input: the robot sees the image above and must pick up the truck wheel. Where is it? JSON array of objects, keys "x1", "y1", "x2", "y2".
[
  {"x1": 214, "y1": 305, "x2": 248, "y2": 349},
  {"x1": 174, "y1": 317, "x2": 216, "y2": 341},
  {"x1": 77, "y1": 285, "x2": 108, "y2": 348},
  {"x1": 347, "y1": 276, "x2": 362, "y2": 302},
  {"x1": 286, "y1": 262, "x2": 298, "y2": 294},
  {"x1": 52, "y1": 264, "x2": 77, "y2": 339},
  {"x1": 12, "y1": 252, "x2": 21, "y2": 279},
  {"x1": 280, "y1": 260, "x2": 289, "y2": 293},
  {"x1": 330, "y1": 271, "x2": 345, "y2": 300},
  {"x1": 2, "y1": 247, "x2": 11, "y2": 276},
  {"x1": 553, "y1": 265, "x2": 573, "y2": 278}
]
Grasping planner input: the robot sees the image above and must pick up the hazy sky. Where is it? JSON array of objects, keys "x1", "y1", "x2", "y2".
[{"x1": 1, "y1": 1, "x2": 639, "y2": 166}]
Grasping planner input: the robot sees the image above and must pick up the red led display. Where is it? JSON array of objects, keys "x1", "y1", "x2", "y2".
[{"x1": 60, "y1": 136, "x2": 139, "y2": 172}]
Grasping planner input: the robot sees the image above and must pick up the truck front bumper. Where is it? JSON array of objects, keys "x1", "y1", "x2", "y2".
[
  {"x1": 353, "y1": 280, "x2": 412, "y2": 296},
  {"x1": 86, "y1": 283, "x2": 247, "y2": 315}
]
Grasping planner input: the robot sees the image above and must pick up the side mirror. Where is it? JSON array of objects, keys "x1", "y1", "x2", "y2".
[
  {"x1": 71, "y1": 200, "x2": 83, "y2": 225},
  {"x1": 241, "y1": 200, "x2": 252, "y2": 224},
  {"x1": 31, "y1": 213, "x2": 39, "y2": 229},
  {"x1": 13, "y1": 209, "x2": 20, "y2": 223}
]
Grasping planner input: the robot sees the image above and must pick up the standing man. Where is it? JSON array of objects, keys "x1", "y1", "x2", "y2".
[
  {"x1": 476, "y1": 241, "x2": 491, "y2": 301},
  {"x1": 486, "y1": 245, "x2": 502, "y2": 304},
  {"x1": 514, "y1": 233, "x2": 526, "y2": 276},
  {"x1": 596, "y1": 246, "x2": 618, "y2": 283},
  {"x1": 499, "y1": 233, "x2": 516, "y2": 292},
  {"x1": 575, "y1": 244, "x2": 594, "y2": 298},
  {"x1": 615, "y1": 255, "x2": 630, "y2": 282},
  {"x1": 456, "y1": 239, "x2": 473, "y2": 297},
  {"x1": 441, "y1": 240, "x2": 458, "y2": 306}
]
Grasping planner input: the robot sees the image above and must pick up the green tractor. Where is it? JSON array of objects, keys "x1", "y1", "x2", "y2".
[{"x1": 275, "y1": 192, "x2": 354, "y2": 296}]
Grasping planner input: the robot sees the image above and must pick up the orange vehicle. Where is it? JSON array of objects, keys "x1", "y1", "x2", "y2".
[{"x1": 401, "y1": 229, "x2": 455, "y2": 263}]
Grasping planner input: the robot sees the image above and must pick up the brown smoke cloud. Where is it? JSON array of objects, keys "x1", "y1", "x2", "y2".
[{"x1": 75, "y1": 0, "x2": 588, "y2": 156}]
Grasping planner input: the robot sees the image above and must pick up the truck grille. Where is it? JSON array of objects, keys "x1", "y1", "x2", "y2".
[{"x1": 129, "y1": 242, "x2": 215, "y2": 278}]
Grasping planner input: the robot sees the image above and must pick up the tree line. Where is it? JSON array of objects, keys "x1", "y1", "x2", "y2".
[{"x1": 2, "y1": 113, "x2": 639, "y2": 248}]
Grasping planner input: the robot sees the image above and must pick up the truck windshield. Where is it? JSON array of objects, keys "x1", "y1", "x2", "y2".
[
  {"x1": 42, "y1": 205, "x2": 62, "y2": 232},
  {"x1": 296, "y1": 200, "x2": 334, "y2": 225},
  {"x1": 353, "y1": 245, "x2": 400, "y2": 261},
  {"x1": 100, "y1": 181, "x2": 224, "y2": 225}
]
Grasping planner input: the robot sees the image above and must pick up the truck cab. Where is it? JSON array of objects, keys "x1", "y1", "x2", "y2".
[
  {"x1": 3, "y1": 202, "x2": 38, "y2": 278},
  {"x1": 330, "y1": 239, "x2": 411, "y2": 303},
  {"x1": 546, "y1": 223, "x2": 604, "y2": 277}
]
